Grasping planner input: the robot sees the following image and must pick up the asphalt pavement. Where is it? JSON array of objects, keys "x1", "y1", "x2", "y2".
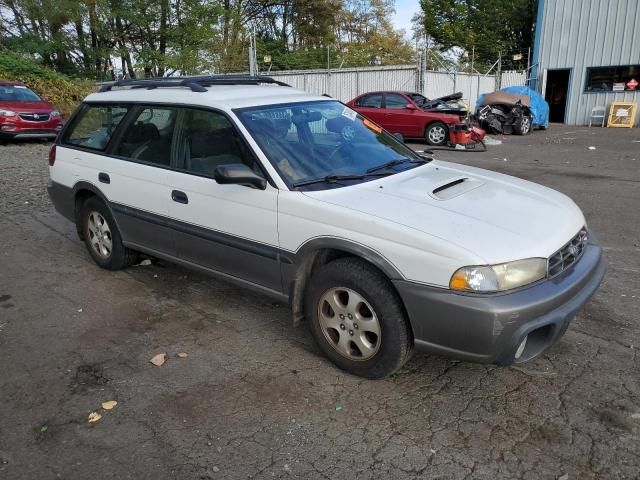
[{"x1": 0, "y1": 125, "x2": 639, "y2": 479}]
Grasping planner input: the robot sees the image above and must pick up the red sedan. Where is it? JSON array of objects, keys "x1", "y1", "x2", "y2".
[
  {"x1": 346, "y1": 91, "x2": 467, "y2": 146},
  {"x1": 0, "y1": 82, "x2": 63, "y2": 140}
]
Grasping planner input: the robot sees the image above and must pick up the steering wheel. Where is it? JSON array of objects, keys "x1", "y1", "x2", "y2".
[{"x1": 327, "y1": 141, "x2": 354, "y2": 164}]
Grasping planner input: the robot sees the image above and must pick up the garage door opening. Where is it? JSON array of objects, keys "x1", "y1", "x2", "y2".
[{"x1": 545, "y1": 69, "x2": 571, "y2": 123}]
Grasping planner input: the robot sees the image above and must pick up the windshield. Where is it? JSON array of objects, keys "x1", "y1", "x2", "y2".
[
  {"x1": 0, "y1": 85, "x2": 42, "y2": 102},
  {"x1": 408, "y1": 93, "x2": 428, "y2": 106},
  {"x1": 236, "y1": 100, "x2": 422, "y2": 190}
]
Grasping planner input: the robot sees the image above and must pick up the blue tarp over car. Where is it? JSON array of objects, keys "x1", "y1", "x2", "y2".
[{"x1": 476, "y1": 86, "x2": 550, "y2": 128}]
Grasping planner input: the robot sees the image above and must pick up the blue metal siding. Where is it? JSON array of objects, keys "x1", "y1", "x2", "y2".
[{"x1": 536, "y1": 0, "x2": 640, "y2": 125}]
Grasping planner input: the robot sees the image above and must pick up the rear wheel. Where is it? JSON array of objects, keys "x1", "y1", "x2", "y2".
[
  {"x1": 305, "y1": 258, "x2": 413, "y2": 379},
  {"x1": 425, "y1": 122, "x2": 449, "y2": 146},
  {"x1": 80, "y1": 197, "x2": 137, "y2": 270}
]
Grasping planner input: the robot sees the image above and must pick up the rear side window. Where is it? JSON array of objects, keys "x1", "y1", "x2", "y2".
[
  {"x1": 64, "y1": 104, "x2": 129, "y2": 151},
  {"x1": 113, "y1": 106, "x2": 178, "y2": 166},
  {"x1": 355, "y1": 94, "x2": 382, "y2": 108}
]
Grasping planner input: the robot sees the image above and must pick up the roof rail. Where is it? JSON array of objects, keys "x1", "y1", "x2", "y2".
[{"x1": 98, "y1": 75, "x2": 291, "y2": 93}]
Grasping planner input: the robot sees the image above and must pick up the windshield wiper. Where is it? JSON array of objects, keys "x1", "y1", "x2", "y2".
[
  {"x1": 292, "y1": 172, "x2": 388, "y2": 188},
  {"x1": 366, "y1": 157, "x2": 429, "y2": 174}
]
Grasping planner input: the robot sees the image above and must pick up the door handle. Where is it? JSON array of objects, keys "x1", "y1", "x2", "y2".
[
  {"x1": 171, "y1": 190, "x2": 188, "y2": 204},
  {"x1": 98, "y1": 172, "x2": 110, "y2": 184}
]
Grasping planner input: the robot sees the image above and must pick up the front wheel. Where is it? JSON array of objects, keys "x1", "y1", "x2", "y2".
[
  {"x1": 80, "y1": 197, "x2": 137, "y2": 270},
  {"x1": 513, "y1": 115, "x2": 532, "y2": 135},
  {"x1": 305, "y1": 258, "x2": 413, "y2": 379},
  {"x1": 425, "y1": 122, "x2": 449, "y2": 146}
]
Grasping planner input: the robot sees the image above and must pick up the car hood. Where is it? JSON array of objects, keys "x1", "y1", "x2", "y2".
[
  {"x1": 302, "y1": 160, "x2": 585, "y2": 264},
  {"x1": 0, "y1": 101, "x2": 54, "y2": 112}
]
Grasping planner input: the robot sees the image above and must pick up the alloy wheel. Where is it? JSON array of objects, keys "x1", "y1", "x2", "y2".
[
  {"x1": 87, "y1": 211, "x2": 113, "y2": 259},
  {"x1": 317, "y1": 287, "x2": 381, "y2": 361},
  {"x1": 428, "y1": 125, "x2": 446, "y2": 144}
]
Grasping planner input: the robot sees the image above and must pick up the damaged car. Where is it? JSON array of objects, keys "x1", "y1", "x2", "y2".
[{"x1": 476, "y1": 86, "x2": 550, "y2": 135}]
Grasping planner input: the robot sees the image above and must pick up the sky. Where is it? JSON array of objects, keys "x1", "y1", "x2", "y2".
[{"x1": 391, "y1": 0, "x2": 420, "y2": 38}]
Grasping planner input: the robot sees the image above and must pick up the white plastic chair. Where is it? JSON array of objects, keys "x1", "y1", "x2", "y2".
[{"x1": 589, "y1": 106, "x2": 606, "y2": 127}]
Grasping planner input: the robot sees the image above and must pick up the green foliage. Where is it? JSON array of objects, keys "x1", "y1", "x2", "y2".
[
  {"x1": 0, "y1": 0, "x2": 416, "y2": 78},
  {"x1": 0, "y1": 52, "x2": 95, "y2": 116},
  {"x1": 420, "y1": 0, "x2": 537, "y2": 70}
]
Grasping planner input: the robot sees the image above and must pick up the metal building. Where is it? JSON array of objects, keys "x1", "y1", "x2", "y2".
[{"x1": 531, "y1": 0, "x2": 640, "y2": 125}]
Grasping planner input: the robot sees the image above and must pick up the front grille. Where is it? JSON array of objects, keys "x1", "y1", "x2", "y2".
[
  {"x1": 547, "y1": 228, "x2": 588, "y2": 277},
  {"x1": 19, "y1": 113, "x2": 50, "y2": 122}
]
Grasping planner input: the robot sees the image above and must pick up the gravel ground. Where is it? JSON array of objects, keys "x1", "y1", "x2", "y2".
[{"x1": 0, "y1": 127, "x2": 639, "y2": 480}]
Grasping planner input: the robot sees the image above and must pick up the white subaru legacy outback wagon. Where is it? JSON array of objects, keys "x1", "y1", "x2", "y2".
[{"x1": 47, "y1": 76, "x2": 605, "y2": 379}]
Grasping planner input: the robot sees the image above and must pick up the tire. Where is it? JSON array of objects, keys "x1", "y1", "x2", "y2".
[
  {"x1": 425, "y1": 122, "x2": 449, "y2": 146},
  {"x1": 305, "y1": 258, "x2": 413, "y2": 379},
  {"x1": 513, "y1": 115, "x2": 532, "y2": 135},
  {"x1": 80, "y1": 196, "x2": 137, "y2": 270}
]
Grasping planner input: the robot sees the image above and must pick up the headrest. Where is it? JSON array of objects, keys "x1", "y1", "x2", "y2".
[{"x1": 123, "y1": 123, "x2": 160, "y2": 143}]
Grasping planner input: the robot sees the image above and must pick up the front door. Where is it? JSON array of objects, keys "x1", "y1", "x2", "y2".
[
  {"x1": 382, "y1": 93, "x2": 420, "y2": 137},
  {"x1": 544, "y1": 69, "x2": 571, "y2": 123},
  {"x1": 164, "y1": 107, "x2": 281, "y2": 292}
]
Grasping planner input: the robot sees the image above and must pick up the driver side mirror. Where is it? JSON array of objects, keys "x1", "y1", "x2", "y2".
[
  {"x1": 213, "y1": 163, "x2": 267, "y2": 190},
  {"x1": 405, "y1": 103, "x2": 417, "y2": 110}
]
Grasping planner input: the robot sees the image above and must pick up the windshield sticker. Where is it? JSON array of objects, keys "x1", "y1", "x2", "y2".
[
  {"x1": 363, "y1": 118, "x2": 382, "y2": 134},
  {"x1": 341, "y1": 107, "x2": 357, "y2": 121}
]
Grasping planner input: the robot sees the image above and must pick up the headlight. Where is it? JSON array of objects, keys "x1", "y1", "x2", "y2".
[
  {"x1": 0, "y1": 109, "x2": 17, "y2": 117},
  {"x1": 450, "y1": 258, "x2": 547, "y2": 292},
  {"x1": 50, "y1": 110, "x2": 61, "y2": 117}
]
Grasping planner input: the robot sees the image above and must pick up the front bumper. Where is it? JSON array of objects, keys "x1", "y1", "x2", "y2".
[
  {"x1": 393, "y1": 241, "x2": 606, "y2": 365},
  {"x1": 0, "y1": 118, "x2": 63, "y2": 139}
]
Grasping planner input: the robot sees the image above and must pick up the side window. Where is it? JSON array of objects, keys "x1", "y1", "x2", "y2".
[
  {"x1": 385, "y1": 93, "x2": 409, "y2": 109},
  {"x1": 356, "y1": 94, "x2": 382, "y2": 108},
  {"x1": 175, "y1": 108, "x2": 254, "y2": 177},
  {"x1": 64, "y1": 104, "x2": 129, "y2": 151},
  {"x1": 113, "y1": 106, "x2": 178, "y2": 166}
]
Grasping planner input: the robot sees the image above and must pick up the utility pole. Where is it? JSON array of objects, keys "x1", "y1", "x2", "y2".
[
  {"x1": 248, "y1": 31, "x2": 257, "y2": 76},
  {"x1": 496, "y1": 51, "x2": 502, "y2": 89},
  {"x1": 327, "y1": 44, "x2": 331, "y2": 97}
]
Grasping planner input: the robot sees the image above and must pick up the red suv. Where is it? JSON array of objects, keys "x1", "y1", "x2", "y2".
[
  {"x1": 0, "y1": 82, "x2": 63, "y2": 140},
  {"x1": 347, "y1": 91, "x2": 467, "y2": 146}
]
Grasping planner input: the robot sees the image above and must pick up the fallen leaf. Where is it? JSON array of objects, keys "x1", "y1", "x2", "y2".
[
  {"x1": 40, "y1": 425, "x2": 48, "y2": 433},
  {"x1": 150, "y1": 353, "x2": 167, "y2": 366},
  {"x1": 177, "y1": 352, "x2": 188, "y2": 358},
  {"x1": 102, "y1": 400, "x2": 118, "y2": 410},
  {"x1": 87, "y1": 411, "x2": 102, "y2": 423}
]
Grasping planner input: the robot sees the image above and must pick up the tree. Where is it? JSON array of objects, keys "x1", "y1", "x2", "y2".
[{"x1": 419, "y1": 0, "x2": 537, "y2": 70}]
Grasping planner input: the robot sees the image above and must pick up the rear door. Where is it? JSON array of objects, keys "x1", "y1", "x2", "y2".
[
  {"x1": 164, "y1": 107, "x2": 281, "y2": 292},
  {"x1": 353, "y1": 93, "x2": 385, "y2": 125},
  {"x1": 59, "y1": 103, "x2": 176, "y2": 255}
]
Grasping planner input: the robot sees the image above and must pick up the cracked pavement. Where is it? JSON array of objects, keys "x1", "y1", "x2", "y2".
[{"x1": 0, "y1": 126, "x2": 639, "y2": 479}]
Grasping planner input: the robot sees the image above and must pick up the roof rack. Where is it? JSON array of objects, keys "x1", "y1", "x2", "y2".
[{"x1": 98, "y1": 75, "x2": 291, "y2": 93}]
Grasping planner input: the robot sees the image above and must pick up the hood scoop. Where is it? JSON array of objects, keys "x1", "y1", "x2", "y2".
[{"x1": 429, "y1": 176, "x2": 484, "y2": 200}]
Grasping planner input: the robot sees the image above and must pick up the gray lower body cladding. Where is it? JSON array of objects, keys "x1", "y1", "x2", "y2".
[
  {"x1": 393, "y1": 242, "x2": 606, "y2": 364},
  {"x1": 48, "y1": 179, "x2": 606, "y2": 366}
]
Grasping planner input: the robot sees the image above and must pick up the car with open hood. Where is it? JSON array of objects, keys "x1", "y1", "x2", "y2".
[
  {"x1": 47, "y1": 76, "x2": 605, "y2": 378},
  {"x1": 346, "y1": 90, "x2": 478, "y2": 146}
]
